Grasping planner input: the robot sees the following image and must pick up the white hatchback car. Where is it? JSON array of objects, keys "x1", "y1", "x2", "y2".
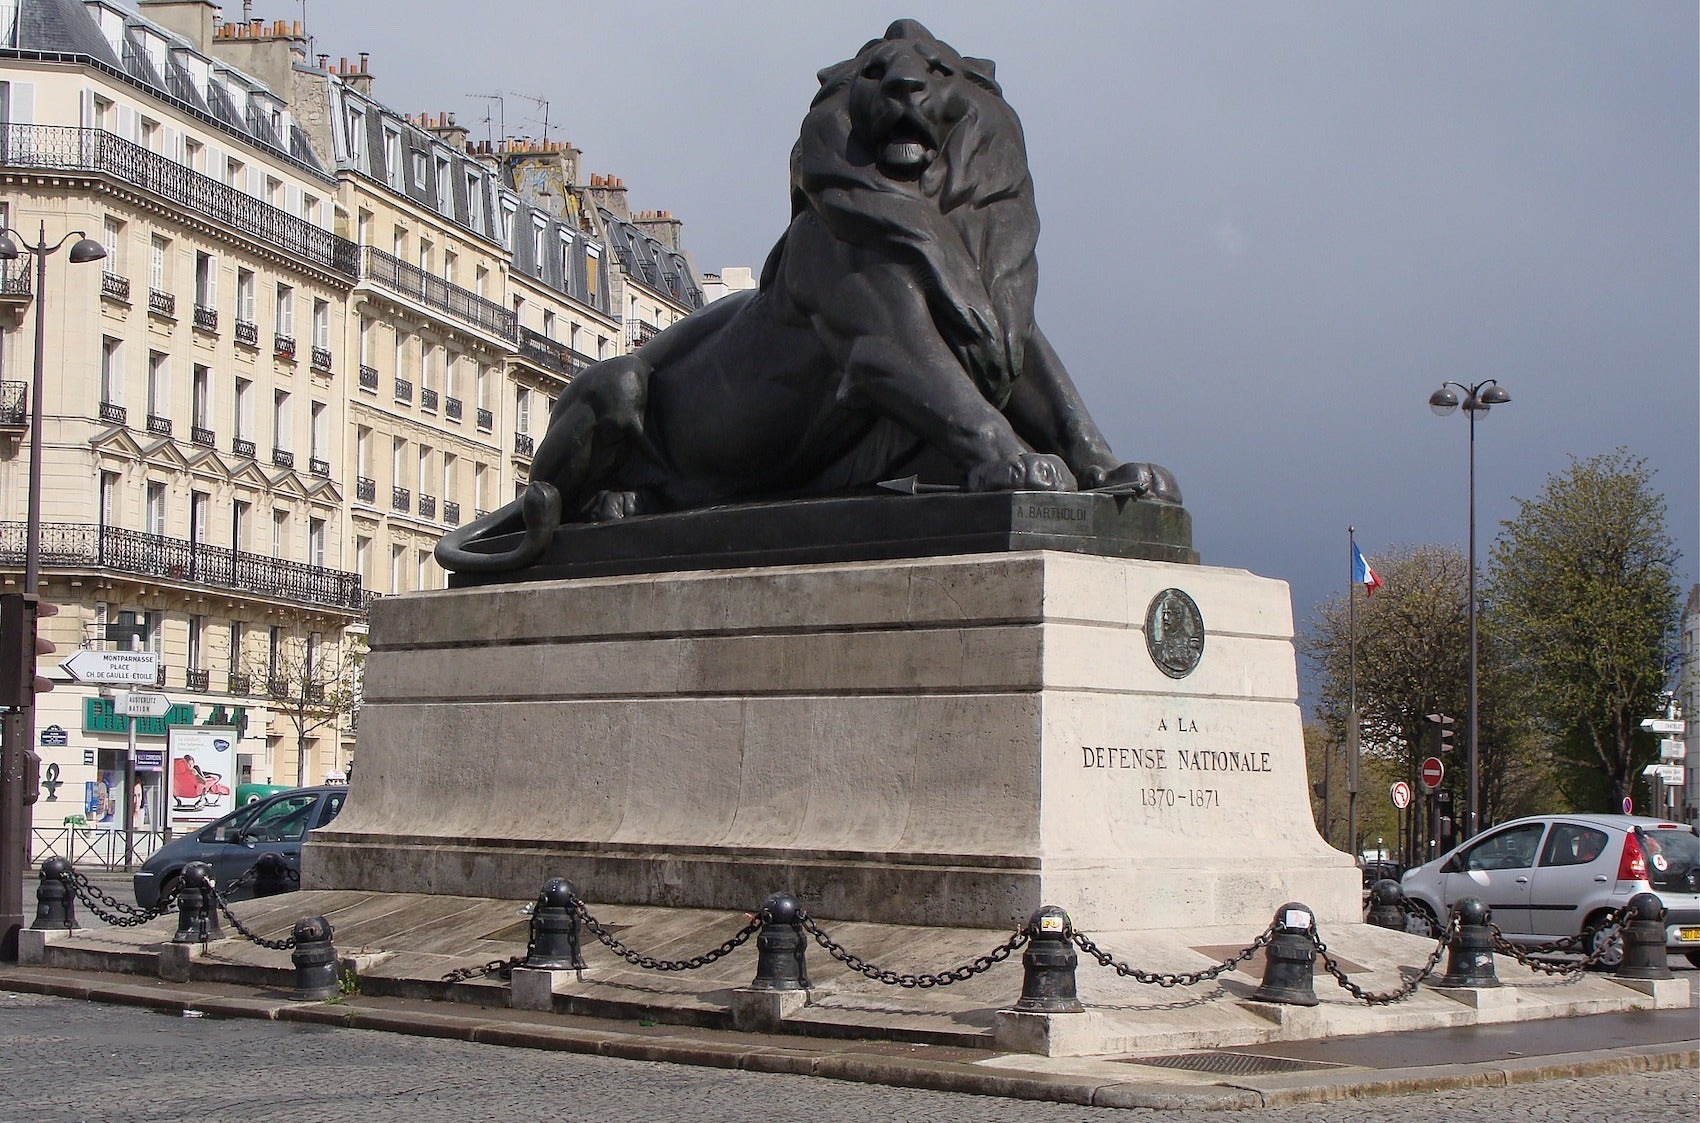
[{"x1": 1399, "y1": 814, "x2": 1700, "y2": 967}]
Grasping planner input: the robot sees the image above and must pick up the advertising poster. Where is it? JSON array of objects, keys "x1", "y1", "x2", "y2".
[
  {"x1": 83, "y1": 770, "x2": 123, "y2": 829},
  {"x1": 166, "y1": 726, "x2": 238, "y2": 830}
]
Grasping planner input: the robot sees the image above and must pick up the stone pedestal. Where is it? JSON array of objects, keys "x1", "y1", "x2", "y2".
[{"x1": 306, "y1": 551, "x2": 1358, "y2": 931}]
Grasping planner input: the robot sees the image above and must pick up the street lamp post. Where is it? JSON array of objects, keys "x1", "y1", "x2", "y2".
[
  {"x1": 0, "y1": 222, "x2": 105, "y2": 959},
  {"x1": 1427, "y1": 378, "x2": 1511, "y2": 841}
]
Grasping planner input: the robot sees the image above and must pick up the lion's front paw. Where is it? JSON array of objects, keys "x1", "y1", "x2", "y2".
[
  {"x1": 588, "y1": 490, "x2": 645, "y2": 521},
  {"x1": 966, "y1": 452, "x2": 1077, "y2": 493},
  {"x1": 1084, "y1": 462, "x2": 1183, "y2": 505}
]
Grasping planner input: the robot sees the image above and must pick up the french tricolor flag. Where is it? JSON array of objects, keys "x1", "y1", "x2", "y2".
[{"x1": 1353, "y1": 543, "x2": 1382, "y2": 596}]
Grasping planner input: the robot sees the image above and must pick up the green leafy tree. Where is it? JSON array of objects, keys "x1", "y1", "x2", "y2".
[{"x1": 1484, "y1": 449, "x2": 1682, "y2": 811}]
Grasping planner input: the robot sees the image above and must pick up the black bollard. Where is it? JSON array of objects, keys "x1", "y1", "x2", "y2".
[
  {"x1": 748, "y1": 892, "x2": 810, "y2": 992},
  {"x1": 1249, "y1": 903, "x2": 1319, "y2": 1006},
  {"x1": 1365, "y1": 879, "x2": 1406, "y2": 931},
  {"x1": 171, "y1": 862, "x2": 225, "y2": 944},
  {"x1": 1614, "y1": 893, "x2": 1673, "y2": 981},
  {"x1": 290, "y1": 915, "x2": 339, "y2": 1000},
  {"x1": 1013, "y1": 905, "x2": 1084, "y2": 1013},
  {"x1": 252, "y1": 853, "x2": 293, "y2": 898},
  {"x1": 31, "y1": 858, "x2": 77, "y2": 931},
  {"x1": 523, "y1": 878, "x2": 586, "y2": 971},
  {"x1": 1432, "y1": 897, "x2": 1499, "y2": 988}
]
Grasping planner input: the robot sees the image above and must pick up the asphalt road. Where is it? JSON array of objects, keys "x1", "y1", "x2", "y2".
[{"x1": 0, "y1": 991, "x2": 1692, "y2": 1123}]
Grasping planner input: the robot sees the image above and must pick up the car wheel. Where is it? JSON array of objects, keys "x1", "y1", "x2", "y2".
[
  {"x1": 1404, "y1": 899, "x2": 1440, "y2": 938},
  {"x1": 1583, "y1": 918, "x2": 1624, "y2": 970},
  {"x1": 156, "y1": 872, "x2": 183, "y2": 909}
]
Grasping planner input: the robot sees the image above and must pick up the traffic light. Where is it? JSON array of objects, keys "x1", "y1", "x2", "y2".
[
  {"x1": 0, "y1": 594, "x2": 57, "y2": 708},
  {"x1": 1426, "y1": 712, "x2": 1456, "y2": 755}
]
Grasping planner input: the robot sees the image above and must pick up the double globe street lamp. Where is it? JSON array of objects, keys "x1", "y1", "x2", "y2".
[
  {"x1": 1428, "y1": 378, "x2": 1511, "y2": 842},
  {"x1": 0, "y1": 222, "x2": 105, "y2": 959}
]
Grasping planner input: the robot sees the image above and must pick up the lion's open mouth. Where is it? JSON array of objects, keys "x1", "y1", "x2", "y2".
[{"x1": 878, "y1": 117, "x2": 938, "y2": 174}]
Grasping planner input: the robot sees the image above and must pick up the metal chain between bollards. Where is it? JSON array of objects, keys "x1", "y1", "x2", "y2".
[
  {"x1": 1489, "y1": 903, "x2": 1631, "y2": 976},
  {"x1": 207, "y1": 878, "x2": 297, "y2": 951},
  {"x1": 1314, "y1": 916, "x2": 1456, "y2": 1004},
  {"x1": 442, "y1": 927, "x2": 536, "y2": 984},
  {"x1": 798, "y1": 914, "x2": 1027, "y2": 988},
  {"x1": 574, "y1": 897, "x2": 761, "y2": 972},
  {"x1": 1071, "y1": 922, "x2": 1277, "y2": 988},
  {"x1": 66, "y1": 869, "x2": 177, "y2": 928}
]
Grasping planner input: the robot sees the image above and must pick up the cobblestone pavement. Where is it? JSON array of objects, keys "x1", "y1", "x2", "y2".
[{"x1": 0, "y1": 992, "x2": 1692, "y2": 1122}]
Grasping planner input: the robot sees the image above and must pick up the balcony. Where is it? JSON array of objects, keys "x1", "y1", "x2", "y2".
[
  {"x1": 392, "y1": 485, "x2": 411, "y2": 513},
  {"x1": 227, "y1": 673, "x2": 253, "y2": 696},
  {"x1": 235, "y1": 320, "x2": 258, "y2": 347},
  {"x1": 476, "y1": 407, "x2": 493, "y2": 431},
  {"x1": 271, "y1": 448, "x2": 294, "y2": 469},
  {"x1": 358, "y1": 365, "x2": 379, "y2": 391},
  {"x1": 0, "y1": 126, "x2": 359, "y2": 278},
  {"x1": 356, "y1": 476, "x2": 376, "y2": 503},
  {"x1": 2, "y1": 258, "x2": 32, "y2": 306},
  {"x1": 146, "y1": 414, "x2": 172, "y2": 437},
  {"x1": 311, "y1": 347, "x2": 332, "y2": 373},
  {"x1": 394, "y1": 377, "x2": 413, "y2": 403},
  {"x1": 185, "y1": 668, "x2": 210, "y2": 692},
  {"x1": 232, "y1": 436, "x2": 256, "y2": 458},
  {"x1": 418, "y1": 494, "x2": 437, "y2": 519},
  {"x1": 100, "y1": 272, "x2": 130, "y2": 303},
  {"x1": 274, "y1": 334, "x2": 296, "y2": 360},
  {"x1": 514, "y1": 432, "x2": 534, "y2": 457},
  {"x1": 443, "y1": 500, "x2": 461, "y2": 525},
  {"x1": 628, "y1": 320, "x2": 662, "y2": 348},
  {"x1": 1, "y1": 382, "x2": 24, "y2": 429},
  {"x1": 309, "y1": 457, "x2": 331, "y2": 478},
  {"x1": 419, "y1": 387, "x2": 439, "y2": 412},
  {"x1": 444, "y1": 396, "x2": 463, "y2": 421},
  {"x1": 193, "y1": 305, "x2": 217, "y2": 332},
  {"x1": 517, "y1": 326, "x2": 571, "y2": 376},
  {"x1": 99, "y1": 401, "x2": 127, "y2": 425},
  {"x1": 0, "y1": 522, "x2": 365, "y2": 612},
  {"x1": 148, "y1": 289, "x2": 176, "y2": 318},
  {"x1": 357, "y1": 246, "x2": 516, "y2": 340},
  {"x1": 190, "y1": 425, "x2": 215, "y2": 448}
]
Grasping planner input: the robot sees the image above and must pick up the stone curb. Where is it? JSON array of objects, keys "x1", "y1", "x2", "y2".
[{"x1": 0, "y1": 969, "x2": 1693, "y2": 1112}]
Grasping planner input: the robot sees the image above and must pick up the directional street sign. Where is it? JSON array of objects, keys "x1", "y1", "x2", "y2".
[
  {"x1": 1640, "y1": 718, "x2": 1685, "y2": 735},
  {"x1": 1660, "y1": 738, "x2": 1686, "y2": 761},
  {"x1": 115, "y1": 691, "x2": 171, "y2": 718},
  {"x1": 60, "y1": 649, "x2": 159, "y2": 685},
  {"x1": 1642, "y1": 763, "x2": 1685, "y2": 786},
  {"x1": 1419, "y1": 756, "x2": 1445, "y2": 791}
]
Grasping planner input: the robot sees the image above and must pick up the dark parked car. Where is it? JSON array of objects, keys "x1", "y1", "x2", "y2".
[
  {"x1": 133, "y1": 786, "x2": 347, "y2": 908},
  {"x1": 1361, "y1": 858, "x2": 1406, "y2": 889}
]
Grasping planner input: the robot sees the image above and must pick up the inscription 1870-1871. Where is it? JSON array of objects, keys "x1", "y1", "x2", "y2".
[{"x1": 1079, "y1": 717, "x2": 1273, "y2": 810}]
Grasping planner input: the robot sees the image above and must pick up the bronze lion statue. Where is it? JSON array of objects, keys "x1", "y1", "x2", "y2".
[{"x1": 437, "y1": 19, "x2": 1179, "y2": 574}]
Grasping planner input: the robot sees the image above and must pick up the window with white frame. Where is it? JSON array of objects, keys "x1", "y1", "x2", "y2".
[
  {"x1": 236, "y1": 268, "x2": 255, "y2": 324},
  {"x1": 312, "y1": 299, "x2": 330, "y2": 349},
  {"x1": 515, "y1": 387, "x2": 531, "y2": 435},
  {"x1": 271, "y1": 510, "x2": 288, "y2": 558},
  {"x1": 100, "y1": 337, "x2": 123, "y2": 404},
  {"x1": 309, "y1": 518, "x2": 326, "y2": 569},
  {"x1": 272, "y1": 388, "x2": 290, "y2": 452},
  {"x1": 102, "y1": 216, "x2": 124, "y2": 272},
  {"x1": 194, "y1": 251, "x2": 216, "y2": 309},
  {"x1": 275, "y1": 283, "x2": 294, "y2": 336},
  {"x1": 234, "y1": 376, "x2": 252, "y2": 440},
  {"x1": 145, "y1": 481, "x2": 167, "y2": 537},
  {"x1": 149, "y1": 235, "x2": 168, "y2": 291},
  {"x1": 146, "y1": 351, "x2": 168, "y2": 418}
]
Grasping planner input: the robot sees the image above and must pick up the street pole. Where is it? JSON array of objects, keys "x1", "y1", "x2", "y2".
[{"x1": 1346, "y1": 526, "x2": 1359, "y2": 859}]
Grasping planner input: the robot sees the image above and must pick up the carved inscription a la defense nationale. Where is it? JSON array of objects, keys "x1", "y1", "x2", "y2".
[{"x1": 1081, "y1": 717, "x2": 1273, "y2": 810}]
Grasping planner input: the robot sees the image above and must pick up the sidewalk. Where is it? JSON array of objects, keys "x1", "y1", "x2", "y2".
[{"x1": 6, "y1": 885, "x2": 1696, "y2": 1111}]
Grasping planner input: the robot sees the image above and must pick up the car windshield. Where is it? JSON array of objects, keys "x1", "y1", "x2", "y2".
[
  {"x1": 242, "y1": 794, "x2": 320, "y2": 842},
  {"x1": 1640, "y1": 827, "x2": 1700, "y2": 892}
]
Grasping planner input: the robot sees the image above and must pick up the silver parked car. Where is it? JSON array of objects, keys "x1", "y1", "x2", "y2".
[{"x1": 1400, "y1": 813, "x2": 1700, "y2": 968}]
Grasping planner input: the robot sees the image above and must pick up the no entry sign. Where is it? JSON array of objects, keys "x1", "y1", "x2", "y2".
[{"x1": 1420, "y1": 757, "x2": 1444, "y2": 790}]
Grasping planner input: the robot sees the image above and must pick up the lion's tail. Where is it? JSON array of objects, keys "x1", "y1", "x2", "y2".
[{"x1": 432, "y1": 482, "x2": 563, "y2": 574}]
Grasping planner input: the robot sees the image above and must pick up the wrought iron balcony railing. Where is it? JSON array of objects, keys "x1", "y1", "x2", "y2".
[
  {"x1": 228, "y1": 673, "x2": 252, "y2": 696},
  {"x1": 0, "y1": 126, "x2": 359, "y2": 278},
  {"x1": 514, "y1": 432, "x2": 534, "y2": 457},
  {"x1": 148, "y1": 289, "x2": 176, "y2": 317},
  {"x1": 419, "y1": 387, "x2": 439, "y2": 412},
  {"x1": 627, "y1": 320, "x2": 663, "y2": 348},
  {"x1": 146, "y1": 414, "x2": 172, "y2": 437},
  {"x1": 0, "y1": 522, "x2": 365, "y2": 611},
  {"x1": 185, "y1": 668, "x2": 210, "y2": 692},
  {"x1": 193, "y1": 305, "x2": 217, "y2": 331},
  {"x1": 392, "y1": 486, "x2": 411, "y2": 512},
  {"x1": 443, "y1": 500, "x2": 461, "y2": 525},
  {"x1": 2, "y1": 258, "x2": 31, "y2": 301},
  {"x1": 271, "y1": 448, "x2": 294, "y2": 469},
  {"x1": 233, "y1": 436, "x2": 256, "y2": 458},
  {"x1": 418, "y1": 494, "x2": 437, "y2": 519},
  {"x1": 517, "y1": 326, "x2": 570, "y2": 376},
  {"x1": 476, "y1": 407, "x2": 493, "y2": 431},
  {"x1": 309, "y1": 457, "x2": 330, "y2": 478},
  {"x1": 356, "y1": 476, "x2": 376, "y2": 502},
  {"x1": 101, "y1": 273, "x2": 130, "y2": 302},
  {"x1": 99, "y1": 402, "x2": 127, "y2": 425},
  {"x1": 444, "y1": 396, "x2": 463, "y2": 421},
  {"x1": 190, "y1": 425, "x2": 215, "y2": 448},
  {"x1": 311, "y1": 347, "x2": 332, "y2": 372},
  {"x1": 235, "y1": 320, "x2": 258, "y2": 347},
  {"x1": 0, "y1": 382, "x2": 24, "y2": 428},
  {"x1": 274, "y1": 334, "x2": 296, "y2": 359},
  {"x1": 358, "y1": 365, "x2": 379, "y2": 390},
  {"x1": 358, "y1": 247, "x2": 516, "y2": 340},
  {"x1": 393, "y1": 377, "x2": 412, "y2": 403}
]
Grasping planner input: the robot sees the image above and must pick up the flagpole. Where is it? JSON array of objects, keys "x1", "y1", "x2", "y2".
[{"x1": 1347, "y1": 527, "x2": 1359, "y2": 861}]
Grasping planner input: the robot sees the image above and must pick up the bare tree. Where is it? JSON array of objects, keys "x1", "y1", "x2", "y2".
[{"x1": 245, "y1": 631, "x2": 364, "y2": 788}]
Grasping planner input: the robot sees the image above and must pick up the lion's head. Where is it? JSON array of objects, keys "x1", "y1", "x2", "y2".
[{"x1": 783, "y1": 20, "x2": 1040, "y2": 406}]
